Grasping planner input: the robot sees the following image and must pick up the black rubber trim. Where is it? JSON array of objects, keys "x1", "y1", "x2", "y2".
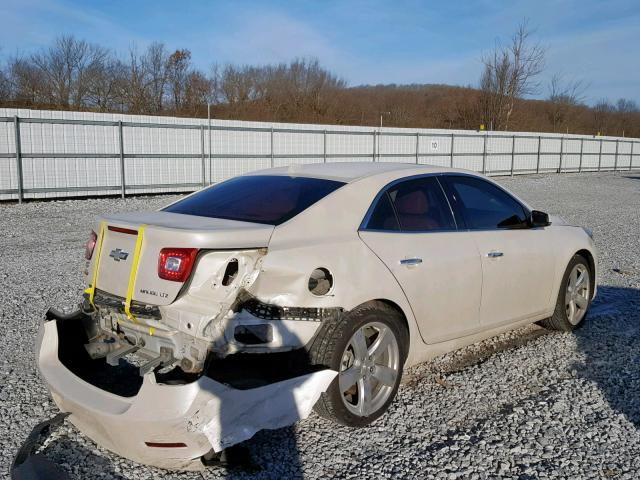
[
  {"x1": 232, "y1": 289, "x2": 343, "y2": 322},
  {"x1": 11, "y1": 413, "x2": 71, "y2": 479},
  {"x1": 89, "y1": 290, "x2": 162, "y2": 320}
]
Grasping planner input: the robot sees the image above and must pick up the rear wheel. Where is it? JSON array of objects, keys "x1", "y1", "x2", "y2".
[
  {"x1": 309, "y1": 301, "x2": 408, "y2": 427},
  {"x1": 540, "y1": 254, "x2": 592, "y2": 331}
]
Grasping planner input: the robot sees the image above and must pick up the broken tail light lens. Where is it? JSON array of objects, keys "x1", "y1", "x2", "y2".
[
  {"x1": 85, "y1": 230, "x2": 97, "y2": 260},
  {"x1": 158, "y1": 248, "x2": 198, "y2": 282}
]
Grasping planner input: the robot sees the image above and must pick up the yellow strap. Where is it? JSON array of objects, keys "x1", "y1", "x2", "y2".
[
  {"x1": 86, "y1": 222, "x2": 106, "y2": 307},
  {"x1": 124, "y1": 225, "x2": 146, "y2": 321}
]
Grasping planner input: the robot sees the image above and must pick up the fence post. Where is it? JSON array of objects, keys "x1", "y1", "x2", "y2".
[
  {"x1": 482, "y1": 134, "x2": 487, "y2": 174},
  {"x1": 510, "y1": 135, "x2": 515, "y2": 176},
  {"x1": 578, "y1": 138, "x2": 584, "y2": 173},
  {"x1": 208, "y1": 123, "x2": 212, "y2": 185},
  {"x1": 558, "y1": 136, "x2": 564, "y2": 174},
  {"x1": 614, "y1": 139, "x2": 619, "y2": 171},
  {"x1": 118, "y1": 121, "x2": 125, "y2": 199},
  {"x1": 598, "y1": 139, "x2": 603, "y2": 171},
  {"x1": 450, "y1": 134, "x2": 455, "y2": 168},
  {"x1": 13, "y1": 116, "x2": 24, "y2": 204},
  {"x1": 372, "y1": 131, "x2": 376, "y2": 162},
  {"x1": 200, "y1": 125, "x2": 206, "y2": 187},
  {"x1": 415, "y1": 132, "x2": 419, "y2": 164},
  {"x1": 631, "y1": 142, "x2": 635, "y2": 171},
  {"x1": 270, "y1": 127, "x2": 274, "y2": 168},
  {"x1": 536, "y1": 136, "x2": 541, "y2": 174},
  {"x1": 323, "y1": 130, "x2": 327, "y2": 163}
]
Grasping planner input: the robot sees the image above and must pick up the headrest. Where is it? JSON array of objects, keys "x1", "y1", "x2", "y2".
[
  {"x1": 251, "y1": 188, "x2": 298, "y2": 217},
  {"x1": 394, "y1": 190, "x2": 428, "y2": 215}
]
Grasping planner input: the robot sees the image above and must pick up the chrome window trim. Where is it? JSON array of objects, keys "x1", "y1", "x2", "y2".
[{"x1": 359, "y1": 171, "x2": 535, "y2": 234}]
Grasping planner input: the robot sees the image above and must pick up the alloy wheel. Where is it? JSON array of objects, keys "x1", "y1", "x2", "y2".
[
  {"x1": 338, "y1": 321, "x2": 400, "y2": 417},
  {"x1": 565, "y1": 263, "x2": 590, "y2": 325}
]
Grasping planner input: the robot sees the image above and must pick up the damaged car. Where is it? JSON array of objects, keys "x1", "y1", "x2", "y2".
[{"x1": 35, "y1": 162, "x2": 597, "y2": 470}]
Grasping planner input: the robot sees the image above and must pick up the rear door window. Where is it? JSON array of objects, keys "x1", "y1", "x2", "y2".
[
  {"x1": 365, "y1": 192, "x2": 400, "y2": 231},
  {"x1": 364, "y1": 176, "x2": 456, "y2": 232},
  {"x1": 164, "y1": 175, "x2": 345, "y2": 225}
]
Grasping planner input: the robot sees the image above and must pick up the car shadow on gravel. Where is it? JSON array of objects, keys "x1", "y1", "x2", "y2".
[{"x1": 573, "y1": 285, "x2": 640, "y2": 427}]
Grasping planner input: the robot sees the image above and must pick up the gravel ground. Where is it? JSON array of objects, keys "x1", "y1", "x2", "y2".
[{"x1": 1, "y1": 171, "x2": 639, "y2": 479}]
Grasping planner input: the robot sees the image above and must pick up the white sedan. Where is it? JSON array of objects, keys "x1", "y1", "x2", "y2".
[{"x1": 36, "y1": 162, "x2": 596, "y2": 469}]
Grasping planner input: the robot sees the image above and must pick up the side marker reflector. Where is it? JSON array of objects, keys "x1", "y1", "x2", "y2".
[{"x1": 145, "y1": 441, "x2": 187, "y2": 448}]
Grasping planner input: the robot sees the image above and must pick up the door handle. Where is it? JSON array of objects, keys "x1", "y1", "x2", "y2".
[
  {"x1": 400, "y1": 258, "x2": 423, "y2": 265},
  {"x1": 486, "y1": 251, "x2": 504, "y2": 258}
]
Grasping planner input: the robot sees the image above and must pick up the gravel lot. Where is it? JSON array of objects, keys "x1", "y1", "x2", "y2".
[{"x1": 1, "y1": 171, "x2": 639, "y2": 479}]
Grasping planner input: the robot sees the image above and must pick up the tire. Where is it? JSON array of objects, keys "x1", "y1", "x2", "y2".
[
  {"x1": 308, "y1": 301, "x2": 409, "y2": 427},
  {"x1": 540, "y1": 254, "x2": 593, "y2": 332}
]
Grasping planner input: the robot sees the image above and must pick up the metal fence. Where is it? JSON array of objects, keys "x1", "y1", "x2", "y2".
[{"x1": 0, "y1": 108, "x2": 638, "y2": 202}]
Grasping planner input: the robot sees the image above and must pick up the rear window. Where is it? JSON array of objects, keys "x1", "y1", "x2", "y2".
[{"x1": 163, "y1": 175, "x2": 345, "y2": 225}]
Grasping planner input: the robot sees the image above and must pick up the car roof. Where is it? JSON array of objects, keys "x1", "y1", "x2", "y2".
[{"x1": 246, "y1": 162, "x2": 469, "y2": 183}]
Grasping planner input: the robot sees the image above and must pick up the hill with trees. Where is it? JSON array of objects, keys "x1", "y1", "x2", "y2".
[{"x1": 1, "y1": 23, "x2": 638, "y2": 137}]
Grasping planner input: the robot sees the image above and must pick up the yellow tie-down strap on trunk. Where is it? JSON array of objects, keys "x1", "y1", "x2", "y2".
[
  {"x1": 85, "y1": 223, "x2": 155, "y2": 335},
  {"x1": 124, "y1": 225, "x2": 146, "y2": 322},
  {"x1": 85, "y1": 221, "x2": 106, "y2": 307}
]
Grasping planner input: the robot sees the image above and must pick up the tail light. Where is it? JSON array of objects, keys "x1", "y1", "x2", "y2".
[
  {"x1": 158, "y1": 248, "x2": 198, "y2": 282},
  {"x1": 85, "y1": 230, "x2": 98, "y2": 260}
]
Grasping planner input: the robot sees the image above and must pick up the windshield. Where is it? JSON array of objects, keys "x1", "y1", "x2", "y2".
[{"x1": 163, "y1": 175, "x2": 345, "y2": 225}]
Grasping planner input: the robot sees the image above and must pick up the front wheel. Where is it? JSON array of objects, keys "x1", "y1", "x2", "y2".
[
  {"x1": 309, "y1": 301, "x2": 408, "y2": 427},
  {"x1": 540, "y1": 254, "x2": 593, "y2": 332}
]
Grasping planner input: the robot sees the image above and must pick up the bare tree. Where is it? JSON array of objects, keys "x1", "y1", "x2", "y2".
[
  {"x1": 7, "y1": 56, "x2": 48, "y2": 105},
  {"x1": 0, "y1": 69, "x2": 8, "y2": 101},
  {"x1": 616, "y1": 98, "x2": 638, "y2": 113},
  {"x1": 252, "y1": 58, "x2": 346, "y2": 120},
  {"x1": 183, "y1": 71, "x2": 212, "y2": 114},
  {"x1": 546, "y1": 73, "x2": 586, "y2": 132},
  {"x1": 0, "y1": 48, "x2": 10, "y2": 102},
  {"x1": 84, "y1": 58, "x2": 126, "y2": 111},
  {"x1": 217, "y1": 64, "x2": 259, "y2": 106},
  {"x1": 166, "y1": 49, "x2": 192, "y2": 110},
  {"x1": 478, "y1": 20, "x2": 545, "y2": 130},
  {"x1": 614, "y1": 98, "x2": 639, "y2": 136},
  {"x1": 121, "y1": 47, "x2": 148, "y2": 113},
  {"x1": 142, "y1": 42, "x2": 168, "y2": 112},
  {"x1": 30, "y1": 35, "x2": 109, "y2": 107},
  {"x1": 593, "y1": 99, "x2": 615, "y2": 135},
  {"x1": 208, "y1": 64, "x2": 221, "y2": 104}
]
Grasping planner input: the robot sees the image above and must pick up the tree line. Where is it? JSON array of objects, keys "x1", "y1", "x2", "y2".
[{"x1": 0, "y1": 28, "x2": 638, "y2": 137}]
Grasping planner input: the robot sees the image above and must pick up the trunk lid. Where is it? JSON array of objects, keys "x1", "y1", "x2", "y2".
[{"x1": 89, "y1": 211, "x2": 273, "y2": 306}]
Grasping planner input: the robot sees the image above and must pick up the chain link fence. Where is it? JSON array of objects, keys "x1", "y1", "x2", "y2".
[{"x1": 1, "y1": 108, "x2": 638, "y2": 202}]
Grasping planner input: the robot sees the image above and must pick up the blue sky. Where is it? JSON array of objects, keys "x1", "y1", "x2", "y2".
[{"x1": 1, "y1": 0, "x2": 639, "y2": 104}]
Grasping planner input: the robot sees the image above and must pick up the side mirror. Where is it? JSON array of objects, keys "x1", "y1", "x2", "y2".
[{"x1": 530, "y1": 210, "x2": 551, "y2": 228}]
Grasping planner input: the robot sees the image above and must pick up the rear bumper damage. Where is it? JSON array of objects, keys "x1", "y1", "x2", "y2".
[
  {"x1": 88, "y1": 287, "x2": 339, "y2": 373},
  {"x1": 36, "y1": 313, "x2": 336, "y2": 470}
]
